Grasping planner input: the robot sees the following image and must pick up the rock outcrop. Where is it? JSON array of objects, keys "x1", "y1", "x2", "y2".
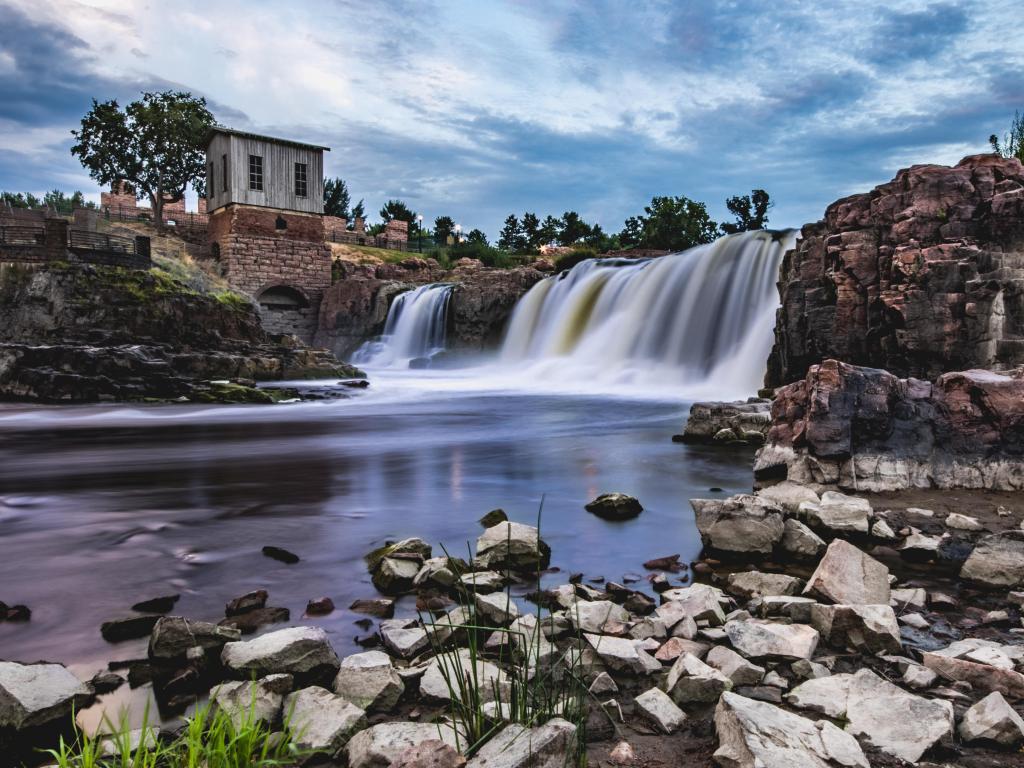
[
  {"x1": 755, "y1": 359, "x2": 1024, "y2": 490},
  {"x1": 767, "y1": 154, "x2": 1024, "y2": 387},
  {"x1": 678, "y1": 399, "x2": 771, "y2": 445}
]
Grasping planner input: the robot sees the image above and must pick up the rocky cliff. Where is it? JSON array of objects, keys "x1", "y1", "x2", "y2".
[
  {"x1": 755, "y1": 359, "x2": 1024, "y2": 491},
  {"x1": 0, "y1": 263, "x2": 362, "y2": 403},
  {"x1": 766, "y1": 154, "x2": 1024, "y2": 387}
]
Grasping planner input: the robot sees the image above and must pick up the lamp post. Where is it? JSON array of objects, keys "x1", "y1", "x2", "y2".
[{"x1": 417, "y1": 213, "x2": 423, "y2": 253}]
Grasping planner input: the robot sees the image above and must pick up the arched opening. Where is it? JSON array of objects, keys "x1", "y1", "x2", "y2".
[{"x1": 257, "y1": 285, "x2": 309, "y2": 310}]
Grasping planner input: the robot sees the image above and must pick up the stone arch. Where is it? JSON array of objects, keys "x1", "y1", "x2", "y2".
[
  {"x1": 256, "y1": 284, "x2": 310, "y2": 310},
  {"x1": 254, "y1": 284, "x2": 316, "y2": 341}
]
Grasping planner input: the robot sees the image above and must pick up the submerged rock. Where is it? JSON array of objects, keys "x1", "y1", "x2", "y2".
[{"x1": 585, "y1": 493, "x2": 643, "y2": 521}]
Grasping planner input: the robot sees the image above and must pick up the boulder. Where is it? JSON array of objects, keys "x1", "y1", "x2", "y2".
[
  {"x1": 725, "y1": 620, "x2": 819, "y2": 661},
  {"x1": 714, "y1": 692, "x2": 868, "y2": 768},
  {"x1": 456, "y1": 570, "x2": 506, "y2": 593},
  {"x1": 725, "y1": 571, "x2": 804, "y2": 599},
  {"x1": 665, "y1": 653, "x2": 732, "y2": 704},
  {"x1": 100, "y1": 614, "x2": 162, "y2": 643},
  {"x1": 786, "y1": 675, "x2": 851, "y2": 719},
  {"x1": 221, "y1": 626, "x2": 340, "y2": 684},
  {"x1": 474, "y1": 592, "x2": 520, "y2": 625},
  {"x1": 634, "y1": 687, "x2": 687, "y2": 734},
  {"x1": 705, "y1": 646, "x2": 765, "y2": 686},
  {"x1": 781, "y1": 519, "x2": 827, "y2": 558},
  {"x1": 210, "y1": 674, "x2": 291, "y2": 729},
  {"x1": 413, "y1": 558, "x2": 459, "y2": 589},
  {"x1": 922, "y1": 651, "x2": 1024, "y2": 698},
  {"x1": 799, "y1": 492, "x2": 871, "y2": 534},
  {"x1": 284, "y1": 686, "x2": 367, "y2": 757},
  {"x1": 479, "y1": 509, "x2": 508, "y2": 528},
  {"x1": 365, "y1": 538, "x2": 432, "y2": 571},
  {"x1": 473, "y1": 522, "x2": 550, "y2": 571},
  {"x1": 958, "y1": 691, "x2": 1024, "y2": 747},
  {"x1": 803, "y1": 540, "x2": 890, "y2": 606},
  {"x1": 0, "y1": 662, "x2": 92, "y2": 730},
  {"x1": 583, "y1": 634, "x2": 660, "y2": 675},
  {"x1": 691, "y1": 494, "x2": 785, "y2": 554},
  {"x1": 381, "y1": 624, "x2": 430, "y2": 659},
  {"x1": 755, "y1": 481, "x2": 820, "y2": 513},
  {"x1": 960, "y1": 536, "x2": 1024, "y2": 587},
  {"x1": 659, "y1": 584, "x2": 728, "y2": 626},
  {"x1": 373, "y1": 557, "x2": 421, "y2": 595},
  {"x1": 389, "y1": 739, "x2": 466, "y2": 768},
  {"x1": 465, "y1": 718, "x2": 576, "y2": 768},
  {"x1": 346, "y1": 722, "x2": 459, "y2": 768},
  {"x1": 809, "y1": 604, "x2": 902, "y2": 654},
  {"x1": 148, "y1": 616, "x2": 240, "y2": 660},
  {"x1": 419, "y1": 649, "x2": 508, "y2": 703},
  {"x1": 350, "y1": 598, "x2": 395, "y2": 618},
  {"x1": 568, "y1": 600, "x2": 630, "y2": 634},
  {"x1": 585, "y1": 493, "x2": 643, "y2": 520},
  {"x1": 333, "y1": 651, "x2": 404, "y2": 712}
]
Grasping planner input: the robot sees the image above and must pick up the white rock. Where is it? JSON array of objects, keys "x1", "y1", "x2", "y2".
[
  {"x1": 457, "y1": 570, "x2": 506, "y2": 593},
  {"x1": 333, "y1": 651, "x2": 404, "y2": 712},
  {"x1": 803, "y1": 540, "x2": 891, "y2": 606},
  {"x1": 665, "y1": 652, "x2": 731, "y2": 704},
  {"x1": 762, "y1": 670, "x2": 789, "y2": 689},
  {"x1": 906, "y1": 507, "x2": 934, "y2": 518},
  {"x1": 756, "y1": 481, "x2": 820, "y2": 513},
  {"x1": 413, "y1": 557, "x2": 458, "y2": 588},
  {"x1": 659, "y1": 584, "x2": 728, "y2": 625},
  {"x1": 725, "y1": 619, "x2": 819, "y2": 660},
  {"x1": 902, "y1": 664, "x2": 937, "y2": 690},
  {"x1": 284, "y1": 686, "x2": 367, "y2": 757},
  {"x1": 786, "y1": 675, "x2": 851, "y2": 718},
  {"x1": 634, "y1": 687, "x2": 687, "y2": 734},
  {"x1": 809, "y1": 604, "x2": 902, "y2": 654},
  {"x1": 372, "y1": 557, "x2": 420, "y2": 594},
  {"x1": 474, "y1": 592, "x2": 520, "y2": 625},
  {"x1": 871, "y1": 519, "x2": 897, "y2": 540},
  {"x1": 726, "y1": 571, "x2": 804, "y2": 599},
  {"x1": 958, "y1": 691, "x2": 1024, "y2": 746},
  {"x1": 381, "y1": 624, "x2": 430, "y2": 659},
  {"x1": 567, "y1": 600, "x2": 630, "y2": 634},
  {"x1": 221, "y1": 626, "x2": 340, "y2": 681},
  {"x1": 466, "y1": 718, "x2": 576, "y2": 768},
  {"x1": 900, "y1": 529, "x2": 943, "y2": 557},
  {"x1": 0, "y1": 662, "x2": 91, "y2": 730},
  {"x1": 692, "y1": 494, "x2": 786, "y2": 554},
  {"x1": 945, "y1": 512, "x2": 983, "y2": 531},
  {"x1": 714, "y1": 692, "x2": 868, "y2": 768},
  {"x1": 961, "y1": 537, "x2": 1024, "y2": 588},
  {"x1": 419, "y1": 649, "x2": 508, "y2": 703},
  {"x1": 800, "y1": 491, "x2": 871, "y2": 534},
  {"x1": 705, "y1": 646, "x2": 765, "y2": 686},
  {"x1": 890, "y1": 587, "x2": 927, "y2": 612},
  {"x1": 473, "y1": 522, "x2": 549, "y2": 571},
  {"x1": 583, "y1": 634, "x2": 660, "y2": 675},
  {"x1": 781, "y1": 518, "x2": 827, "y2": 558},
  {"x1": 210, "y1": 674, "x2": 291, "y2": 729},
  {"x1": 588, "y1": 671, "x2": 618, "y2": 695},
  {"x1": 899, "y1": 612, "x2": 930, "y2": 630},
  {"x1": 346, "y1": 721, "x2": 459, "y2": 768}
]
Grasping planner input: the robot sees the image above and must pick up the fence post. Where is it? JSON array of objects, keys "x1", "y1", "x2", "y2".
[{"x1": 43, "y1": 218, "x2": 68, "y2": 261}]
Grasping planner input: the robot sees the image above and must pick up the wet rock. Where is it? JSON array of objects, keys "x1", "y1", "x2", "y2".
[
  {"x1": 585, "y1": 493, "x2": 643, "y2": 521},
  {"x1": 725, "y1": 571, "x2": 804, "y2": 599},
  {"x1": 713, "y1": 692, "x2": 868, "y2": 768},
  {"x1": 285, "y1": 685, "x2": 367, "y2": 758},
  {"x1": 225, "y1": 589, "x2": 268, "y2": 616},
  {"x1": 306, "y1": 597, "x2": 335, "y2": 616},
  {"x1": 665, "y1": 652, "x2": 732, "y2": 704},
  {"x1": 692, "y1": 494, "x2": 785, "y2": 554},
  {"x1": 148, "y1": 617, "x2": 240, "y2": 660},
  {"x1": 803, "y1": 540, "x2": 891, "y2": 606},
  {"x1": 221, "y1": 626, "x2": 340, "y2": 684},
  {"x1": 945, "y1": 512, "x2": 983, "y2": 531},
  {"x1": 130, "y1": 595, "x2": 179, "y2": 613},
  {"x1": 634, "y1": 686, "x2": 687, "y2": 734},
  {"x1": 210, "y1": 674, "x2": 292, "y2": 729},
  {"x1": 333, "y1": 651, "x2": 403, "y2": 712},
  {"x1": 810, "y1": 604, "x2": 902, "y2": 654},
  {"x1": 350, "y1": 598, "x2": 395, "y2": 618},
  {"x1": 781, "y1": 518, "x2": 827, "y2": 558},
  {"x1": 960, "y1": 536, "x2": 1024, "y2": 587},
  {"x1": 705, "y1": 646, "x2": 765, "y2": 686},
  {"x1": 100, "y1": 614, "x2": 161, "y2": 642},
  {"x1": 389, "y1": 739, "x2": 466, "y2": 768},
  {"x1": 5, "y1": 604, "x2": 30, "y2": 621},
  {"x1": 643, "y1": 553, "x2": 684, "y2": 571},
  {"x1": 89, "y1": 671, "x2": 125, "y2": 694},
  {"x1": 373, "y1": 557, "x2": 421, "y2": 595},
  {"x1": 261, "y1": 545, "x2": 299, "y2": 564},
  {"x1": 681, "y1": 400, "x2": 771, "y2": 444},
  {"x1": 473, "y1": 522, "x2": 551, "y2": 571},
  {"x1": 219, "y1": 606, "x2": 290, "y2": 635},
  {"x1": 479, "y1": 509, "x2": 508, "y2": 528},
  {"x1": 958, "y1": 691, "x2": 1024, "y2": 747},
  {"x1": 799, "y1": 491, "x2": 871, "y2": 534},
  {"x1": 466, "y1": 719, "x2": 576, "y2": 768},
  {"x1": 725, "y1": 619, "x2": 819, "y2": 661},
  {"x1": 0, "y1": 661, "x2": 92, "y2": 730}
]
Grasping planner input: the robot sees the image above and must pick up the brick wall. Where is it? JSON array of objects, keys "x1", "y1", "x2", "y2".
[
  {"x1": 100, "y1": 181, "x2": 137, "y2": 211},
  {"x1": 324, "y1": 215, "x2": 348, "y2": 239}
]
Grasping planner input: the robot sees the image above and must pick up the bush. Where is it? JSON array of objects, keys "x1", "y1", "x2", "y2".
[
  {"x1": 450, "y1": 241, "x2": 516, "y2": 268},
  {"x1": 554, "y1": 247, "x2": 598, "y2": 272}
]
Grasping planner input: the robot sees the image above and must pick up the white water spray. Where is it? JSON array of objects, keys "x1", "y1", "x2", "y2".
[
  {"x1": 499, "y1": 230, "x2": 795, "y2": 397},
  {"x1": 352, "y1": 283, "x2": 454, "y2": 368}
]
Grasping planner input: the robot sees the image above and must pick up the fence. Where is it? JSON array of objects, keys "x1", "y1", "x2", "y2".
[
  {"x1": 0, "y1": 225, "x2": 45, "y2": 246},
  {"x1": 68, "y1": 229, "x2": 139, "y2": 255},
  {"x1": 102, "y1": 204, "x2": 209, "y2": 230},
  {"x1": 326, "y1": 228, "x2": 408, "y2": 252}
]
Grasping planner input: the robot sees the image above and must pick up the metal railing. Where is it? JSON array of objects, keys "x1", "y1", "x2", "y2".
[
  {"x1": 69, "y1": 229, "x2": 137, "y2": 255},
  {"x1": 102, "y1": 204, "x2": 209, "y2": 230},
  {"x1": 0, "y1": 225, "x2": 45, "y2": 246},
  {"x1": 326, "y1": 228, "x2": 408, "y2": 252}
]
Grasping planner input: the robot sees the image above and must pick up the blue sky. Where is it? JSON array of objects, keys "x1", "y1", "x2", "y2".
[{"x1": 1, "y1": 0, "x2": 1022, "y2": 237}]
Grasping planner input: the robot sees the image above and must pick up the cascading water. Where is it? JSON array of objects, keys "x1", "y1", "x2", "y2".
[
  {"x1": 500, "y1": 230, "x2": 795, "y2": 397},
  {"x1": 352, "y1": 283, "x2": 454, "y2": 368}
]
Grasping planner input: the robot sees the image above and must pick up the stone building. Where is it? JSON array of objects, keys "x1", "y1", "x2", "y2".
[{"x1": 205, "y1": 127, "x2": 332, "y2": 342}]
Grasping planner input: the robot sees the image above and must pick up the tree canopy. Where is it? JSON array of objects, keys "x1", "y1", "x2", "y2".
[
  {"x1": 619, "y1": 196, "x2": 719, "y2": 250},
  {"x1": 323, "y1": 177, "x2": 351, "y2": 218},
  {"x1": 720, "y1": 189, "x2": 772, "y2": 234},
  {"x1": 71, "y1": 90, "x2": 213, "y2": 225},
  {"x1": 379, "y1": 199, "x2": 417, "y2": 224},
  {"x1": 991, "y1": 111, "x2": 1024, "y2": 162},
  {"x1": 433, "y1": 216, "x2": 455, "y2": 244}
]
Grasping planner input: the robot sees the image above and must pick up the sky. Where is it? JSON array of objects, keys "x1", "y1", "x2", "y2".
[{"x1": 1, "y1": 0, "x2": 1023, "y2": 237}]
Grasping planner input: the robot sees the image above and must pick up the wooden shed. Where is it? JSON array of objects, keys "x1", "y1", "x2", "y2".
[{"x1": 205, "y1": 128, "x2": 329, "y2": 215}]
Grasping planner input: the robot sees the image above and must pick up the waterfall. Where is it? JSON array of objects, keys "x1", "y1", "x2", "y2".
[
  {"x1": 352, "y1": 283, "x2": 454, "y2": 368},
  {"x1": 500, "y1": 230, "x2": 795, "y2": 397}
]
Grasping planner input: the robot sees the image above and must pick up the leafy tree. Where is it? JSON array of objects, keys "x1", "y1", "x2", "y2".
[
  {"x1": 379, "y1": 199, "x2": 416, "y2": 224},
  {"x1": 498, "y1": 214, "x2": 527, "y2": 252},
  {"x1": 466, "y1": 228, "x2": 488, "y2": 245},
  {"x1": 2, "y1": 191, "x2": 40, "y2": 209},
  {"x1": 434, "y1": 215, "x2": 455, "y2": 244},
  {"x1": 558, "y1": 211, "x2": 592, "y2": 245},
  {"x1": 720, "y1": 189, "x2": 772, "y2": 234},
  {"x1": 991, "y1": 111, "x2": 1024, "y2": 162},
  {"x1": 521, "y1": 212, "x2": 541, "y2": 250},
  {"x1": 348, "y1": 199, "x2": 366, "y2": 229},
  {"x1": 323, "y1": 177, "x2": 351, "y2": 218},
  {"x1": 620, "y1": 196, "x2": 719, "y2": 251},
  {"x1": 538, "y1": 215, "x2": 561, "y2": 245},
  {"x1": 71, "y1": 90, "x2": 214, "y2": 226}
]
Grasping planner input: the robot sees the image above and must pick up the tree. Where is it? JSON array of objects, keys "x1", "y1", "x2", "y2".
[
  {"x1": 380, "y1": 199, "x2": 416, "y2": 224},
  {"x1": 620, "y1": 196, "x2": 719, "y2": 251},
  {"x1": 558, "y1": 211, "x2": 592, "y2": 245},
  {"x1": 466, "y1": 228, "x2": 488, "y2": 245},
  {"x1": 498, "y1": 214, "x2": 527, "y2": 252},
  {"x1": 720, "y1": 189, "x2": 772, "y2": 234},
  {"x1": 991, "y1": 111, "x2": 1024, "y2": 162},
  {"x1": 433, "y1": 215, "x2": 455, "y2": 244},
  {"x1": 538, "y1": 215, "x2": 561, "y2": 245},
  {"x1": 71, "y1": 90, "x2": 213, "y2": 226},
  {"x1": 323, "y1": 177, "x2": 351, "y2": 218},
  {"x1": 349, "y1": 199, "x2": 366, "y2": 229},
  {"x1": 521, "y1": 212, "x2": 541, "y2": 251}
]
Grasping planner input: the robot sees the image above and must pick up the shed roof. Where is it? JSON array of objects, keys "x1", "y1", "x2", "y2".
[{"x1": 205, "y1": 126, "x2": 331, "y2": 152}]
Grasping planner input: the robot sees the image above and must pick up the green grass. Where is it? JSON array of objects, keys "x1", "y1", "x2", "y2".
[{"x1": 38, "y1": 695, "x2": 305, "y2": 768}]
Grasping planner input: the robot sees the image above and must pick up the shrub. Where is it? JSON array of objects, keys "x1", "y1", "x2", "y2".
[{"x1": 554, "y1": 247, "x2": 598, "y2": 272}]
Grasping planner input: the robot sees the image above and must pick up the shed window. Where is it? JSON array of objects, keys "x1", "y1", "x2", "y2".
[
  {"x1": 248, "y1": 155, "x2": 263, "y2": 191},
  {"x1": 222, "y1": 154, "x2": 228, "y2": 193},
  {"x1": 294, "y1": 163, "x2": 308, "y2": 197}
]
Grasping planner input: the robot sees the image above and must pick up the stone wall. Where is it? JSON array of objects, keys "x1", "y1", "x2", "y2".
[
  {"x1": 766, "y1": 154, "x2": 1024, "y2": 388},
  {"x1": 755, "y1": 359, "x2": 1024, "y2": 491}
]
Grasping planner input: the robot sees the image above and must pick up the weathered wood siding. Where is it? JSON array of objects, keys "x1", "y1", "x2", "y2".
[{"x1": 206, "y1": 133, "x2": 324, "y2": 215}]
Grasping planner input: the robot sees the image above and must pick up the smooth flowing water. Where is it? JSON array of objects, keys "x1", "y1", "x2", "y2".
[{"x1": 352, "y1": 283, "x2": 454, "y2": 368}]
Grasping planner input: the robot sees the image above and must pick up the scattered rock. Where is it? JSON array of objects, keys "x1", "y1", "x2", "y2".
[
  {"x1": 584, "y1": 634, "x2": 660, "y2": 675},
  {"x1": 261, "y1": 545, "x2": 299, "y2": 564},
  {"x1": 306, "y1": 597, "x2": 335, "y2": 616},
  {"x1": 130, "y1": 595, "x2": 180, "y2": 613},
  {"x1": 465, "y1": 719, "x2": 576, "y2": 768},
  {"x1": 456, "y1": 570, "x2": 506, "y2": 594},
  {"x1": 373, "y1": 557, "x2": 421, "y2": 595},
  {"x1": 665, "y1": 652, "x2": 732, "y2": 703},
  {"x1": 420, "y1": 649, "x2": 508, "y2": 703},
  {"x1": 333, "y1": 650, "x2": 404, "y2": 712},
  {"x1": 473, "y1": 522, "x2": 550, "y2": 571},
  {"x1": 803, "y1": 540, "x2": 891, "y2": 606},
  {"x1": 958, "y1": 691, "x2": 1024, "y2": 747},
  {"x1": 479, "y1": 509, "x2": 508, "y2": 528},
  {"x1": 285, "y1": 686, "x2": 366, "y2": 758},
  {"x1": 474, "y1": 592, "x2": 520, "y2": 625},
  {"x1": 810, "y1": 604, "x2": 902, "y2": 654},
  {"x1": 568, "y1": 600, "x2": 630, "y2": 634},
  {"x1": 100, "y1": 614, "x2": 161, "y2": 643},
  {"x1": 0, "y1": 661, "x2": 92, "y2": 730},
  {"x1": 692, "y1": 494, "x2": 785, "y2": 554},
  {"x1": 350, "y1": 598, "x2": 395, "y2": 618},
  {"x1": 659, "y1": 584, "x2": 727, "y2": 626},
  {"x1": 922, "y1": 650, "x2": 1024, "y2": 698},
  {"x1": 89, "y1": 671, "x2": 125, "y2": 694},
  {"x1": 725, "y1": 620, "x2": 819, "y2": 660},
  {"x1": 225, "y1": 589, "x2": 268, "y2": 616},
  {"x1": 945, "y1": 512, "x2": 983, "y2": 531},
  {"x1": 210, "y1": 674, "x2": 291, "y2": 729},
  {"x1": 871, "y1": 519, "x2": 897, "y2": 540},
  {"x1": 755, "y1": 481, "x2": 820, "y2": 513},
  {"x1": 221, "y1": 626, "x2": 341, "y2": 684},
  {"x1": 219, "y1": 606, "x2": 290, "y2": 634},
  {"x1": 799, "y1": 491, "x2": 871, "y2": 534},
  {"x1": 148, "y1": 617, "x2": 240, "y2": 660},
  {"x1": 389, "y1": 739, "x2": 466, "y2": 768},
  {"x1": 347, "y1": 723, "x2": 459, "y2": 768},
  {"x1": 585, "y1": 493, "x2": 643, "y2": 521},
  {"x1": 634, "y1": 686, "x2": 687, "y2": 734},
  {"x1": 643, "y1": 554, "x2": 684, "y2": 571},
  {"x1": 725, "y1": 571, "x2": 804, "y2": 599},
  {"x1": 781, "y1": 518, "x2": 827, "y2": 558},
  {"x1": 365, "y1": 538, "x2": 432, "y2": 571},
  {"x1": 705, "y1": 645, "x2": 765, "y2": 686},
  {"x1": 960, "y1": 536, "x2": 1024, "y2": 588}
]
